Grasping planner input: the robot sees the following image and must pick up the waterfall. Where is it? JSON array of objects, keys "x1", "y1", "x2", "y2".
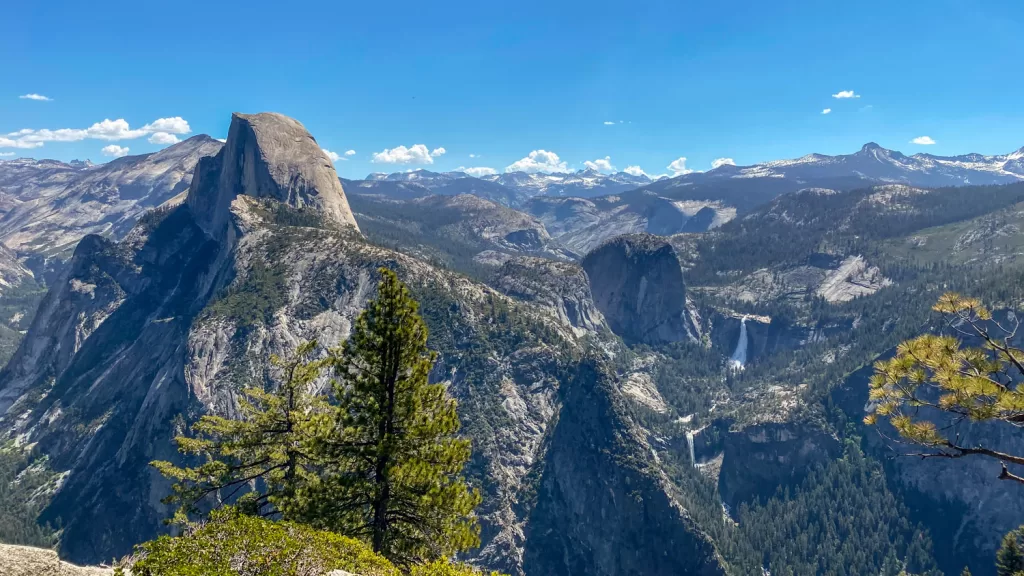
[
  {"x1": 686, "y1": 430, "x2": 696, "y2": 467},
  {"x1": 729, "y1": 317, "x2": 748, "y2": 370}
]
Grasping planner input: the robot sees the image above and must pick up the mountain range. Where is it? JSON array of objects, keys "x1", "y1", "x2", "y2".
[
  {"x1": 3, "y1": 121, "x2": 1024, "y2": 574},
  {"x1": 361, "y1": 142, "x2": 1024, "y2": 207}
]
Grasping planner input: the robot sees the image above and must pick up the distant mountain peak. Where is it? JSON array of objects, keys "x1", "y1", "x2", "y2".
[{"x1": 859, "y1": 142, "x2": 883, "y2": 153}]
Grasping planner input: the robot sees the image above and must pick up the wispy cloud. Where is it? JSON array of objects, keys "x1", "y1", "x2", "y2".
[
  {"x1": 667, "y1": 157, "x2": 695, "y2": 176},
  {"x1": 456, "y1": 166, "x2": 497, "y2": 177},
  {"x1": 19, "y1": 93, "x2": 52, "y2": 101},
  {"x1": 0, "y1": 152, "x2": 15, "y2": 157},
  {"x1": 322, "y1": 149, "x2": 344, "y2": 162},
  {"x1": 910, "y1": 136, "x2": 936, "y2": 145},
  {"x1": 832, "y1": 90, "x2": 860, "y2": 99},
  {"x1": 583, "y1": 156, "x2": 615, "y2": 173},
  {"x1": 505, "y1": 150, "x2": 568, "y2": 173},
  {"x1": 623, "y1": 165, "x2": 667, "y2": 180},
  {"x1": 1, "y1": 117, "x2": 191, "y2": 150},
  {"x1": 822, "y1": 108, "x2": 832, "y2": 115},
  {"x1": 711, "y1": 157, "x2": 735, "y2": 169},
  {"x1": 345, "y1": 149, "x2": 356, "y2": 156},
  {"x1": 101, "y1": 144, "x2": 130, "y2": 158},
  {"x1": 372, "y1": 144, "x2": 443, "y2": 164}
]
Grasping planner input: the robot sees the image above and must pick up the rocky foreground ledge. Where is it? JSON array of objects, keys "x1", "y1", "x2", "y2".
[
  {"x1": 0, "y1": 543, "x2": 112, "y2": 576},
  {"x1": 0, "y1": 543, "x2": 365, "y2": 576}
]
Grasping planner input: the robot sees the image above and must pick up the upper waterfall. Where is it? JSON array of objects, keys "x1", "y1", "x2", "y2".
[{"x1": 729, "y1": 317, "x2": 748, "y2": 370}]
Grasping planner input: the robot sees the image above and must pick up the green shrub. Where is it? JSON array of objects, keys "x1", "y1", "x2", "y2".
[
  {"x1": 117, "y1": 508, "x2": 502, "y2": 576},
  {"x1": 118, "y1": 508, "x2": 398, "y2": 576}
]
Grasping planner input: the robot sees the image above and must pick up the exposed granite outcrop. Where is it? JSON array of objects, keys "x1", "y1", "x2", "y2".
[
  {"x1": 186, "y1": 112, "x2": 359, "y2": 235},
  {"x1": 581, "y1": 234, "x2": 696, "y2": 344},
  {"x1": 490, "y1": 256, "x2": 606, "y2": 334},
  {"x1": 717, "y1": 420, "x2": 841, "y2": 508}
]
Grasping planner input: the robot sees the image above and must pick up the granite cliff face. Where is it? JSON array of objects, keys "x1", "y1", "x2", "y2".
[
  {"x1": 581, "y1": 234, "x2": 697, "y2": 344},
  {"x1": 717, "y1": 421, "x2": 841, "y2": 509},
  {"x1": 186, "y1": 112, "x2": 359, "y2": 235},
  {"x1": 522, "y1": 359, "x2": 726, "y2": 576},
  {"x1": 490, "y1": 256, "x2": 607, "y2": 335}
]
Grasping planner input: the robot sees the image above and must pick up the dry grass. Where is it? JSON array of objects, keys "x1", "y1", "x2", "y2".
[{"x1": 0, "y1": 544, "x2": 113, "y2": 576}]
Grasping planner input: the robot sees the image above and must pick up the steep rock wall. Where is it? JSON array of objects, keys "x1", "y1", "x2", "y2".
[
  {"x1": 522, "y1": 359, "x2": 726, "y2": 576},
  {"x1": 581, "y1": 234, "x2": 696, "y2": 344}
]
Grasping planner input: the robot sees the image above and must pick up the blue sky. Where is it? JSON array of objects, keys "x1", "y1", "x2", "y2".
[{"x1": 2, "y1": 0, "x2": 1023, "y2": 178}]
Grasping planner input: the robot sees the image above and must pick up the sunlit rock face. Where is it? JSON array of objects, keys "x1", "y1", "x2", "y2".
[{"x1": 187, "y1": 112, "x2": 359, "y2": 236}]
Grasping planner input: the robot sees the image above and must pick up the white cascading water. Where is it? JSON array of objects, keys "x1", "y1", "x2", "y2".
[
  {"x1": 729, "y1": 317, "x2": 748, "y2": 370},
  {"x1": 686, "y1": 430, "x2": 696, "y2": 467}
]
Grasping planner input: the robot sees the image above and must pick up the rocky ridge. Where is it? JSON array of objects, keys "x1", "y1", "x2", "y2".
[{"x1": 0, "y1": 136, "x2": 223, "y2": 259}]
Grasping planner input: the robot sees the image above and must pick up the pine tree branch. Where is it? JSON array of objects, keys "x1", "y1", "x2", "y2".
[{"x1": 999, "y1": 462, "x2": 1024, "y2": 485}]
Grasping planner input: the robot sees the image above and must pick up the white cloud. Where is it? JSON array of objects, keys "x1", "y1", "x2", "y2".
[
  {"x1": 371, "y1": 144, "x2": 440, "y2": 164},
  {"x1": 456, "y1": 166, "x2": 498, "y2": 177},
  {"x1": 711, "y1": 157, "x2": 735, "y2": 169},
  {"x1": 822, "y1": 108, "x2": 832, "y2": 115},
  {"x1": 19, "y1": 93, "x2": 52, "y2": 101},
  {"x1": 583, "y1": 156, "x2": 616, "y2": 173},
  {"x1": 322, "y1": 148, "x2": 343, "y2": 162},
  {"x1": 345, "y1": 149, "x2": 356, "y2": 156},
  {"x1": 430, "y1": 147, "x2": 446, "y2": 158},
  {"x1": 505, "y1": 149, "x2": 569, "y2": 173},
  {"x1": 216, "y1": 138, "x2": 227, "y2": 143},
  {"x1": 102, "y1": 145, "x2": 130, "y2": 158},
  {"x1": 603, "y1": 121, "x2": 616, "y2": 125},
  {"x1": 149, "y1": 132, "x2": 180, "y2": 145},
  {"x1": 0, "y1": 152, "x2": 15, "y2": 157},
  {"x1": 910, "y1": 136, "x2": 936, "y2": 145},
  {"x1": 468, "y1": 153, "x2": 478, "y2": 158},
  {"x1": 0, "y1": 136, "x2": 43, "y2": 149},
  {"x1": 667, "y1": 157, "x2": 695, "y2": 176},
  {"x1": 142, "y1": 117, "x2": 190, "y2": 134},
  {"x1": 1, "y1": 116, "x2": 191, "y2": 150},
  {"x1": 832, "y1": 90, "x2": 860, "y2": 99}
]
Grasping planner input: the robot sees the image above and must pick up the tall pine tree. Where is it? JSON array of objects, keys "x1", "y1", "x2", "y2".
[{"x1": 307, "y1": 268, "x2": 480, "y2": 565}]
